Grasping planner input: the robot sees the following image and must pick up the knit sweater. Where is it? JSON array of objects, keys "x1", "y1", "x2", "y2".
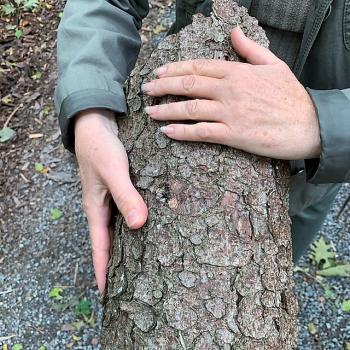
[{"x1": 238, "y1": 0, "x2": 313, "y2": 69}]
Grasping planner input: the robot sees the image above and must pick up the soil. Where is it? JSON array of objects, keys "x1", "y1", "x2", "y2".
[{"x1": 0, "y1": 0, "x2": 349, "y2": 349}]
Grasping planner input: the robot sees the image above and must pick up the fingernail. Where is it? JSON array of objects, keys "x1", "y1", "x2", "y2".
[
  {"x1": 160, "y1": 126, "x2": 174, "y2": 135},
  {"x1": 126, "y1": 209, "x2": 139, "y2": 227},
  {"x1": 155, "y1": 65, "x2": 167, "y2": 77},
  {"x1": 145, "y1": 105, "x2": 158, "y2": 115},
  {"x1": 141, "y1": 83, "x2": 152, "y2": 93}
]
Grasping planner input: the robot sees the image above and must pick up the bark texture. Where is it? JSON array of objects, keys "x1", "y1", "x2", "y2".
[{"x1": 101, "y1": 1, "x2": 298, "y2": 348}]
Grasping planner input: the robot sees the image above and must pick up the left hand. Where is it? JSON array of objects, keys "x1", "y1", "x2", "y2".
[{"x1": 143, "y1": 27, "x2": 321, "y2": 160}]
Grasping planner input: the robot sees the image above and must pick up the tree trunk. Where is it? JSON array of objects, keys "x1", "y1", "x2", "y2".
[{"x1": 101, "y1": 1, "x2": 299, "y2": 348}]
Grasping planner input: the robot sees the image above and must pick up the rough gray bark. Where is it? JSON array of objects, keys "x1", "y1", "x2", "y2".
[{"x1": 101, "y1": 1, "x2": 299, "y2": 348}]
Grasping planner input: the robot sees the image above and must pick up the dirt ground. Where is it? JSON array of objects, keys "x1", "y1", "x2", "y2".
[{"x1": 0, "y1": 0, "x2": 349, "y2": 349}]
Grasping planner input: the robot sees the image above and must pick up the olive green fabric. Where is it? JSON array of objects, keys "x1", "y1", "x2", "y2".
[{"x1": 291, "y1": 183, "x2": 341, "y2": 262}]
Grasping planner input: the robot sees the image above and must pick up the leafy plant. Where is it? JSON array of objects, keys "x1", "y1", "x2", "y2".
[
  {"x1": 310, "y1": 236, "x2": 336, "y2": 269},
  {"x1": 12, "y1": 345, "x2": 23, "y2": 350},
  {"x1": 341, "y1": 300, "x2": 350, "y2": 312},
  {"x1": 31, "y1": 71, "x2": 42, "y2": 80},
  {"x1": 22, "y1": 0, "x2": 38, "y2": 11},
  {"x1": 323, "y1": 284, "x2": 337, "y2": 300},
  {"x1": 15, "y1": 29, "x2": 23, "y2": 39},
  {"x1": 318, "y1": 264, "x2": 350, "y2": 277},
  {"x1": 0, "y1": 127, "x2": 15, "y2": 143},
  {"x1": 50, "y1": 208, "x2": 62, "y2": 220},
  {"x1": 48, "y1": 287, "x2": 63, "y2": 300},
  {"x1": 74, "y1": 299, "x2": 92, "y2": 318},
  {"x1": 35, "y1": 163, "x2": 44, "y2": 173},
  {"x1": 1, "y1": 0, "x2": 39, "y2": 17},
  {"x1": 307, "y1": 322, "x2": 317, "y2": 335},
  {"x1": 1, "y1": 3, "x2": 16, "y2": 16}
]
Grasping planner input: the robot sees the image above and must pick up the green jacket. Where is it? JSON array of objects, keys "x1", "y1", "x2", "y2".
[{"x1": 54, "y1": 0, "x2": 350, "y2": 213}]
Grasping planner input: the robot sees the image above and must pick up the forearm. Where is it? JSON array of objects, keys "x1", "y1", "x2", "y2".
[{"x1": 54, "y1": 0, "x2": 149, "y2": 151}]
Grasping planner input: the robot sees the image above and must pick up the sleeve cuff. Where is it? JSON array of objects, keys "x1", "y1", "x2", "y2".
[
  {"x1": 305, "y1": 88, "x2": 350, "y2": 184},
  {"x1": 54, "y1": 70, "x2": 127, "y2": 152}
]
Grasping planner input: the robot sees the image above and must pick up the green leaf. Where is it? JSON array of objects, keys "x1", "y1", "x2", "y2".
[
  {"x1": 15, "y1": 29, "x2": 23, "y2": 39},
  {"x1": 35, "y1": 163, "x2": 44, "y2": 173},
  {"x1": 153, "y1": 24, "x2": 165, "y2": 34},
  {"x1": 50, "y1": 208, "x2": 62, "y2": 220},
  {"x1": 0, "y1": 127, "x2": 15, "y2": 143},
  {"x1": 341, "y1": 300, "x2": 350, "y2": 312},
  {"x1": 74, "y1": 299, "x2": 91, "y2": 318},
  {"x1": 317, "y1": 263, "x2": 350, "y2": 277},
  {"x1": 48, "y1": 287, "x2": 63, "y2": 300},
  {"x1": 309, "y1": 236, "x2": 336, "y2": 269},
  {"x1": 13, "y1": 345, "x2": 23, "y2": 350},
  {"x1": 38, "y1": 346, "x2": 47, "y2": 350},
  {"x1": 31, "y1": 71, "x2": 42, "y2": 80},
  {"x1": 72, "y1": 320, "x2": 85, "y2": 331},
  {"x1": 323, "y1": 285, "x2": 337, "y2": 300},
  {"x1": 23, "y1": 0, "x2": 38, "y2": 10},
  {"x1": 307, "y1": 322, "x2": 317, "y2": 335},
  {"x1": 293, "y1": 266, "x2": 309, "y2": 273},
  {"x1": 1, "y1": 3, "x2": 16, "y2": 16}
]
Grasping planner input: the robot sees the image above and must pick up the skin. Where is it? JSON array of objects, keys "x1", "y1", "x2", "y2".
[{"x1": 74, "y1": 27, "x2": 321, "y2": 294}]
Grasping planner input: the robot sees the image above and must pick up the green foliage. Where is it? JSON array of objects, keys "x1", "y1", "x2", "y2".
[
  {"x1": 31, "y1": 71, "x2": 42, "y2": 80},
  {"x1": 341, "y1": 300, "x2": 350, "y2": 312},
  {"x1": 15, "y1": 29, "x2": 23, "y2": 39},
  {"x1": 307, "y1": 322, "x2": 317, "y2": 335},
  {"x1": 22, "y1": 0, "x2": 38, "y2": 11},
  {"x1": 48, "y1": 287, "x2": 63, "y2": 300},
  {"x1": 1, "y1": 0, "x2": 39, "y2": 18},
  {"x1": 1, "y1": 3, "x2": 16, "y2": 16},
  {"x1": 74, "y1": 299, "x2": 92, "y2": 318},
  {"x1": 317, "y1": 264, "x2": 350, "y2": 277},
  {"x1": 50, "y1": 208, "x2": 62, "y2": 220},
  {"x1": 310, "y1": 236, "x2": 336, "y2": 269},
  {"x1": 0, "y1": 127, "x2": 15, "y2": 143},
  {"x1": 12, "y1": 345, "x2": 23, "y2": 350},
  {"x1": 38, "y1": 346, "x2": 47, "y2": 350},
  {"x1": 323, "y1": 285, "x2": 337, "y2": 300},
  {"x1": 35, "y1": 163, "x2": 44, "y2": 173}
]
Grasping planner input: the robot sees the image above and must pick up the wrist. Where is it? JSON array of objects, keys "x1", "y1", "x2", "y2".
[{"x1": 74, "y1": 108, "x2": 118, "y2": 136}]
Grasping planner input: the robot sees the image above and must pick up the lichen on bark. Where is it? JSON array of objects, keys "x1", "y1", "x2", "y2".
[{"x1": 100, "y1": 1, "x2": 298, "y2": 348}]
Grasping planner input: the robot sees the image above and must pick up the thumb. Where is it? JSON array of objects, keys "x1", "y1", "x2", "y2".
[
  {"x1": 107, "y1": 170, "x2": 148, "y2": 230},
  {"x1": 230, "y1": 26, "x2": 280, "y2": 65}
]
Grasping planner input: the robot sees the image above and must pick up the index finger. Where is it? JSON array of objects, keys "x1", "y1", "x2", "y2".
[{"x1": 155, "y1": 59, "x2": 237, "y2": 79}]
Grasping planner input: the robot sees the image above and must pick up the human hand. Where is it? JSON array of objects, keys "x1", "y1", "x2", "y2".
[
  {"x1": 75, "y1": 109, "x2": 148, "y2": 294},
  {"x1": 143, "y1": 27, "x2": 321, "y2": 160}
]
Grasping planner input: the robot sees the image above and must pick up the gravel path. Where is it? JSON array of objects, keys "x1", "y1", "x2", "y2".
[{"x1": 0, "y1": 1, "x2": 349, "y2": 349}]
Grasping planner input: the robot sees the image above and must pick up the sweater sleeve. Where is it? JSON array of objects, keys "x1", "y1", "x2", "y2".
[
  {"x1": 54, "y1": 0, "x2": 149, "y2": 152},
  {"x1": 305, "y1": 88, "x2": 350, "y2": 184}
]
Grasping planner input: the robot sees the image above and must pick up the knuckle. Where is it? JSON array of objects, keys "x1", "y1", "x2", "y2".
[
  {"x1": 182, "y1": 75, "x2": 196, "y2": 92},
  {"x1": 192, "y1": 59, "x2": 207, "y2": 74},
  {"x1": 196, "y1": 123, "x2": 210, "y2": 140},
  {"x1": 185, "y1": 99, "x2": 199, "y2": 118},
  {"x1": 82, "y1": 197, "x2": 92, "y2": 213}
]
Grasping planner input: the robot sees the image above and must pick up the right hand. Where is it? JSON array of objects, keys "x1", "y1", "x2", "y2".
[{"x1": 74, "y1": 109, "x2": 148, "y2": 294}]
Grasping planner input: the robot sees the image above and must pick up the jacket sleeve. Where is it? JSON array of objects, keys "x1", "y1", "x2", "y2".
[
  {"x1": 305, "y1": 88, "x2": 350, "y2": 184},
  {"x1": 54, "y1": 0, "x2": 149, "y2": 152}
]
